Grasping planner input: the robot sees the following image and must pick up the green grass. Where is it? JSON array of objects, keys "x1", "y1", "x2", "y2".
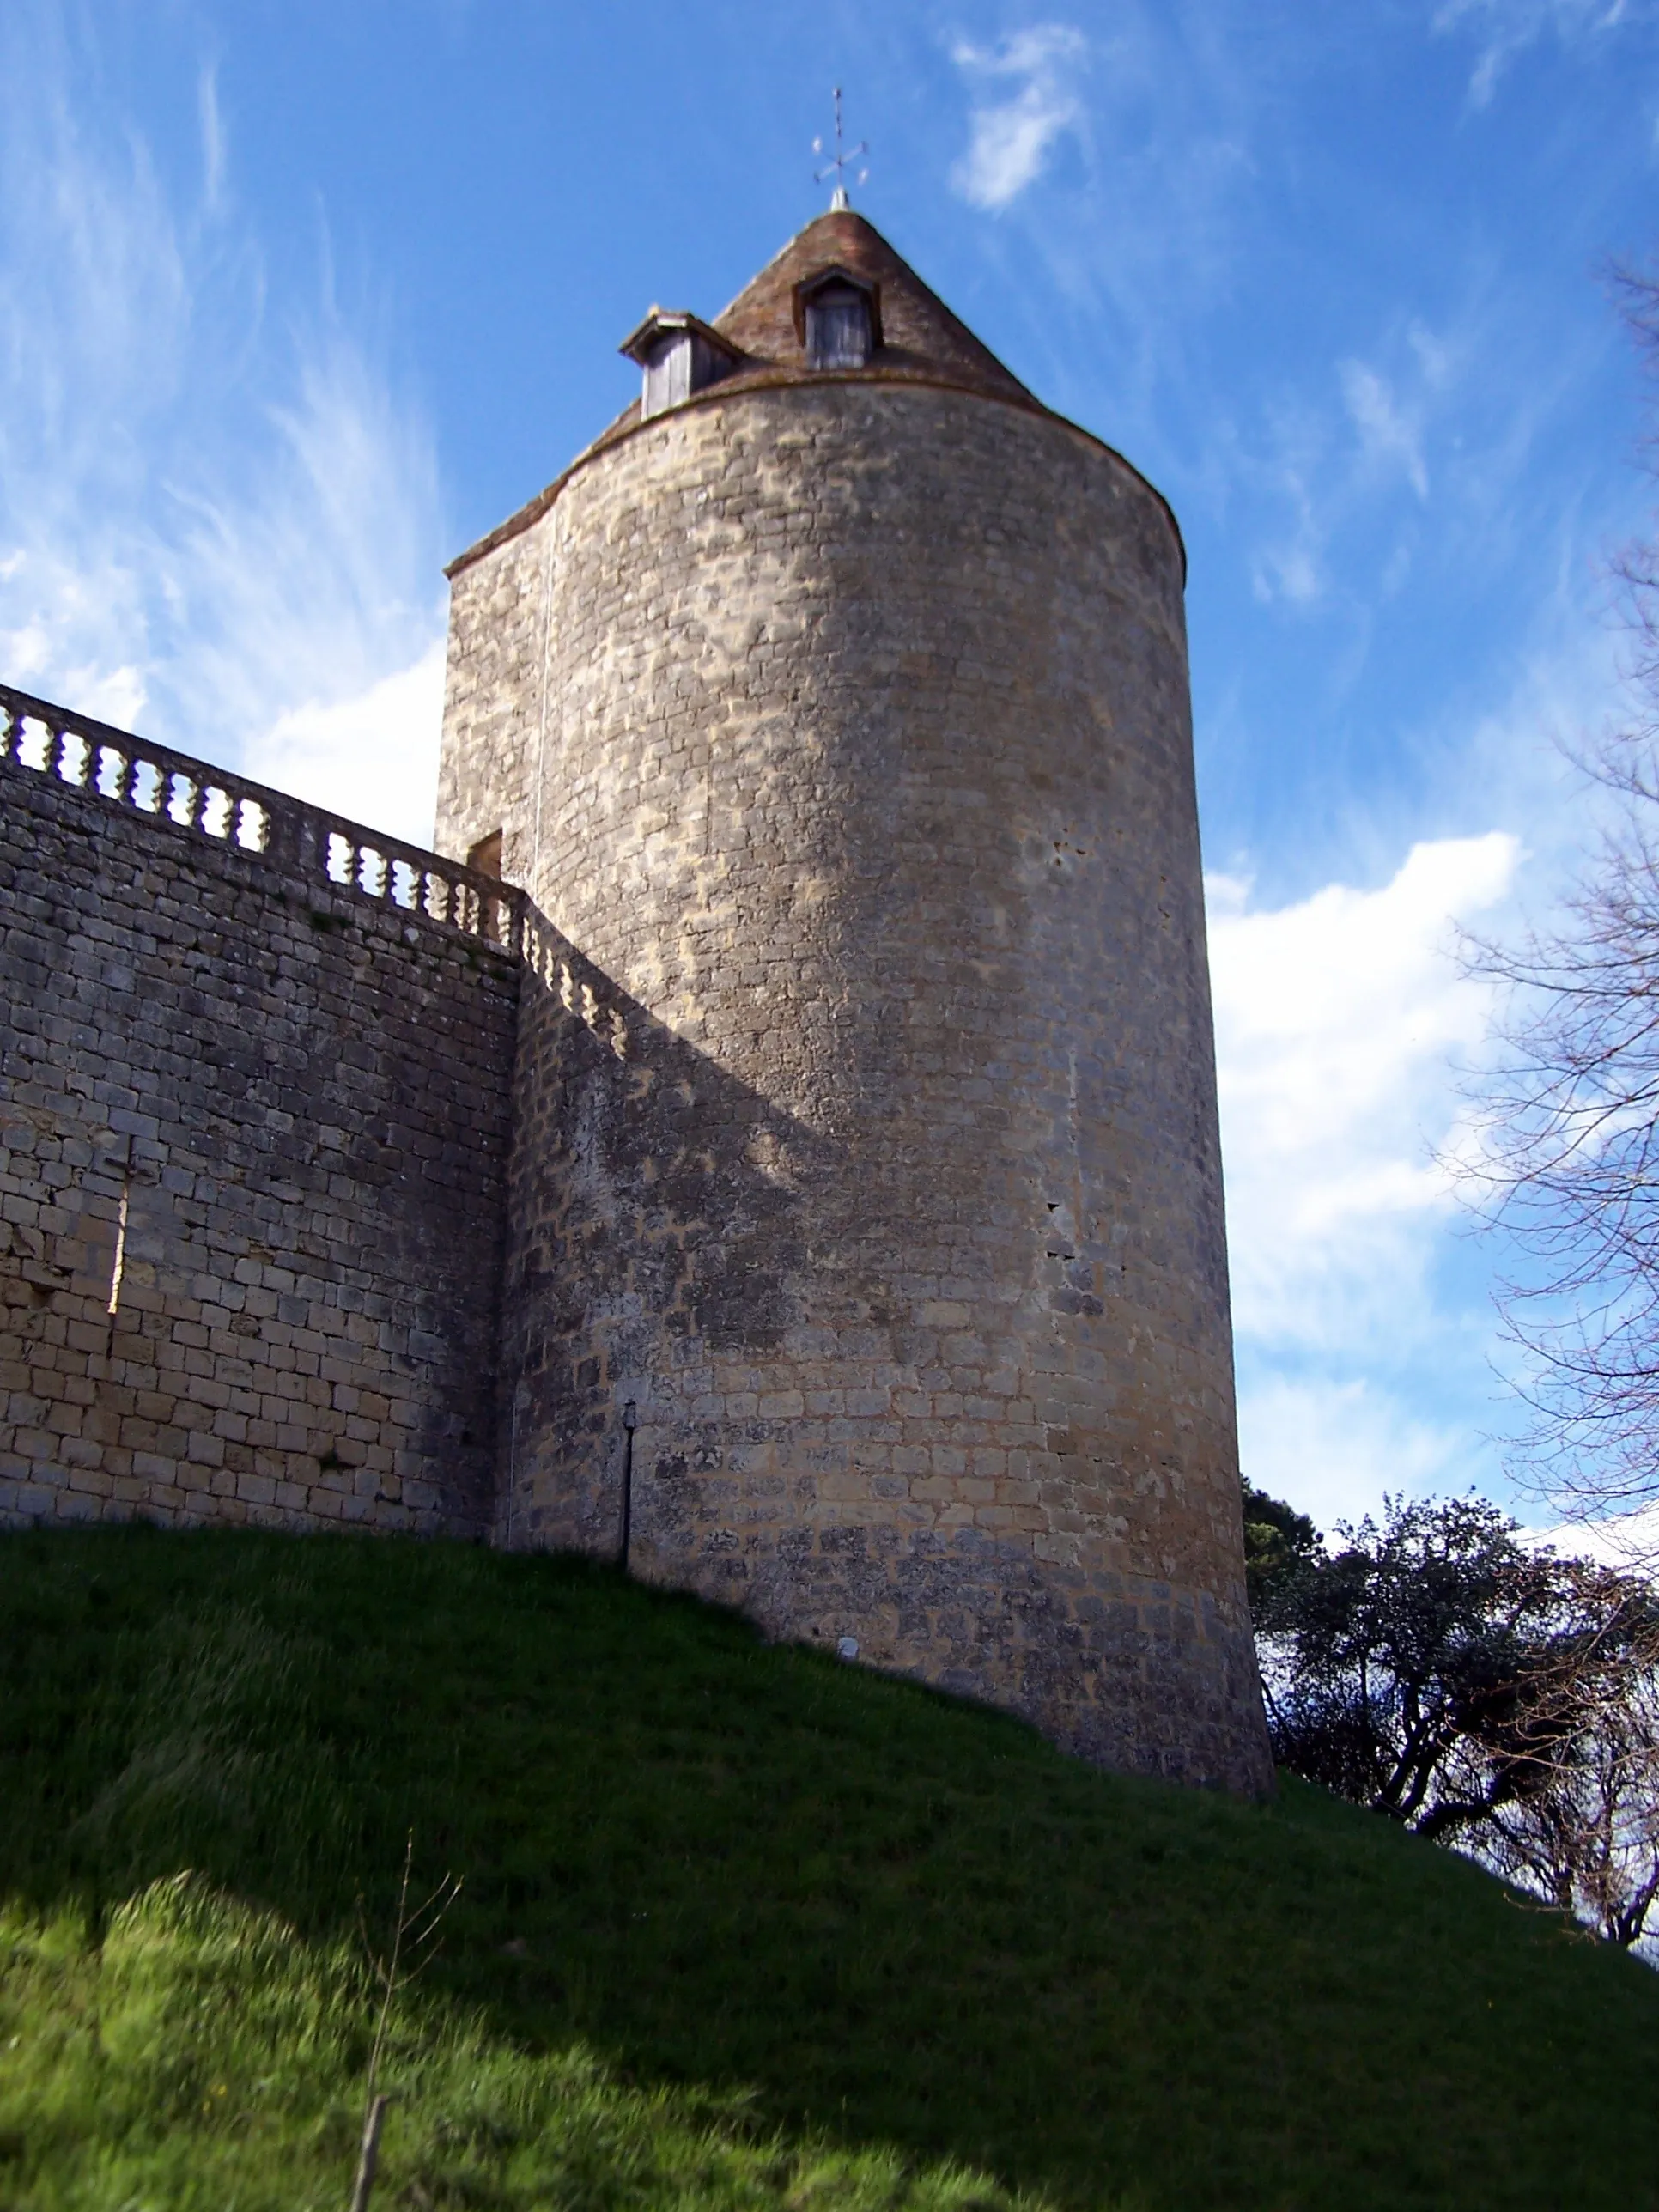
[
  {"x1": 0, "y1": 1875, "x2": 1017, "y2": 2212},
  {"x1": 2, "y1": 1528, "x2": 1657, "y2": 2210}
]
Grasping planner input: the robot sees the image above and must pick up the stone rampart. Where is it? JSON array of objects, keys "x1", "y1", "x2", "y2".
[
  {"x1": 0, "y1": 686, "x2": 520, "y2": 1536},
  {"x1": 0, "y1": 236, "x2": 1275, "y2": 1793}
]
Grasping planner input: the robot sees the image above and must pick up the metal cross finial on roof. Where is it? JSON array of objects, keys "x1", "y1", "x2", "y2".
[{"x1": 812, "y1": 87, "x2": 868, "y2": 211}]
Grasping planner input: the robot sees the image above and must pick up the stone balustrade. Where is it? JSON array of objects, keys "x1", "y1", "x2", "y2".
[{"x1": 0, "y1": 681, "x2": 521, "y2": 951}]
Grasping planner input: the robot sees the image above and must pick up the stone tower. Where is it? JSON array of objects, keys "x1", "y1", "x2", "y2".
[{"x1": 436, "y1": 210, "x2": 1272, "y2": 1794}]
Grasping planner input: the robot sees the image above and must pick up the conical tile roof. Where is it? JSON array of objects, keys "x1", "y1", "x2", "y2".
[{"x1": 449, "y1": 210, "x2": 1109, "y2": 577}]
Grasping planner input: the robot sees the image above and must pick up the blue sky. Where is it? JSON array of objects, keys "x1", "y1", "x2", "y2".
[{"x1": 5, "y1": 0, "x2": 1659, "y2": 1539}]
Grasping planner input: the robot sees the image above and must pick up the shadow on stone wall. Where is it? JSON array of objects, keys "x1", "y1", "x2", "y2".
[
  {"x1": 494, "y1": 924, "x2": 1268, "y2": 1793},
  {"x1": 501, "y1": 915, "x2": 845, "y2": 1560}
]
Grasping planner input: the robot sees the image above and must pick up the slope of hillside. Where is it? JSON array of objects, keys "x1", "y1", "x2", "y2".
[{"x1": 2, "y1": 1526, "x2": 1656, "y2": 2210}]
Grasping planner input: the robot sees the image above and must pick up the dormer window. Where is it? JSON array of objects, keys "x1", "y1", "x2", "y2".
[
  {"x1": 619, "y1": 309, "x2": 744, "y2": 421},
  {"x1": 806, "y1": 280, "x2": 871, "y2": 368},
  {"x1": 795, "y1": 269, "x2": 880, "y2": 371},
  {"x1": 641, "y1": 331, "x2": 692, "y2": 417}
]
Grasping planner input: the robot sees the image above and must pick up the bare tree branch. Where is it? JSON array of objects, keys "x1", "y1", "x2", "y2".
[{"x1": 1455, "y1": 264, "x2": 1659, "y2": 1531}]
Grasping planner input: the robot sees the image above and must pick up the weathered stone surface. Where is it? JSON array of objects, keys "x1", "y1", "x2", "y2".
[
  {"x1": 438, "y1": 366, "x2": 1272, "y2": 1793},
  {"x1": 0, "y1": 765, "x2": 517, "y2": 1538}
]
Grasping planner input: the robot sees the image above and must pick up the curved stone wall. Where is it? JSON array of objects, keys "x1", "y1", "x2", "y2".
[{"x1": 441, "y1": 380, "x2": 1272, "y2": 1792}]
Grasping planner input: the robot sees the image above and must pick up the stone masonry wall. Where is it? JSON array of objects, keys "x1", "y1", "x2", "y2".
[
  {"x1": 436, "y1": 523, "x2": 547, "y2": 884},
  {"x1": 0, "y1": 708, "x2": 519, "y2": 1535},
  {"x1": 442, "y1": 381, "x2": 1273, "y2": 1794}
]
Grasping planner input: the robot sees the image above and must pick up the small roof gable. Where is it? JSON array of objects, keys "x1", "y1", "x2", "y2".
[
  {"x1": 710, "y1": 210, "x2": 1032, "y2": 404},
  {"x1": 618, "y1": 307, "x2": 744, "y2": 368}
]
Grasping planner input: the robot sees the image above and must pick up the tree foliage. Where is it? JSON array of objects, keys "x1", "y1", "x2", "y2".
[
  {"x1": 1247, "y1": 1483, "x2": 1659, "y2": 1948},
  {"x1": 1241, "y1": 1479, "x2": 1318, "y2": 1613}
]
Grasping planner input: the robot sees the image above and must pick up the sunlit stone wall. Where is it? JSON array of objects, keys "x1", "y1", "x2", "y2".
[
  {"x1": 0, "y1": 751, "x2": 517, "y2": 1538},
  {"x1": 439, "y1": 380, "x2": 1273, "y2": 1793}
]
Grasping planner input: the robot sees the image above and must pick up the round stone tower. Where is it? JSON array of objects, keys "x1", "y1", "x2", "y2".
[{"x1": 437, "y1": 209, "x2": 1273, "y2": 1794}]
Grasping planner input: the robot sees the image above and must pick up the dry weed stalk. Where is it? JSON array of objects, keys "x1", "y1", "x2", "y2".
[{"x1": 349, "y1": 1830, "x2": 463, "y2": 2212}]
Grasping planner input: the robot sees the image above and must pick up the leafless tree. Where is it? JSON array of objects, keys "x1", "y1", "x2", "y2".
[
  {"x1": 350, "y1": 1832, "x2": 462, "y2": 2212},
  {"x1": 1460, "y1": 267, "x2": 1659, "y2": 1533},
  {"x1": 1472, "y1": 1559, "x2": 1659, "y2": 1951}
]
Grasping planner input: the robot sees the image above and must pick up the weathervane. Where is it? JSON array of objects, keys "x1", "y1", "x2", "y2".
[{"x1": 813, "y1": 88, "x2": 868, "y2": 211}]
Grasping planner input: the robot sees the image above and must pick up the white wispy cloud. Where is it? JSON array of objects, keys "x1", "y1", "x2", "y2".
[
  {"x1": 0, "y1": 7, "x2": 446, "y2": 848},
  {"x1": 1210, "y1": 836, "x2": 1523, "y2": 1522},
  {"x1": 930, "y1": 3, "x2": 1261, "y2": 479},
  {"x1": 1433, "y1": 0, "x2": 1638, "y2": 107},
  {"x1": 1341, "y1": 360, "x2": 1430, "y2": 501},
  {"x1": 1536, "y1": 1498, "x2": 1659, "y2": 1569},
  {"x1": 1250, "y1": 314, "x2": 1464, "y2": 607},
  {"x1": 1237, "y1": 1373, "x2": 1474, "y2": 1531},
  {"x1": 1247, "y1": 405, "x2": 1328, "y2": 607},
  {"x1": 250, "y1": 643, "x2": 446, "y2": 845},
  {"x1": 1239, "y1": 627, "x2": 1655, "y2": 1537},
  {"x1": 1210, "y1": 833, "x2": 1519, "y2": 1352},
  {"x1": 198, "y1": 64, "x2": 228, "y2": 216},
  {"x1": 950, "y1": 25, "x2": 1089, "y2": 211}
]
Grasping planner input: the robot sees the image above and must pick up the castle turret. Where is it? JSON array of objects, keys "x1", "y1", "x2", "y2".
[{"x1": 436, "y1": 210, "x2": 1273, "y2": 1793}]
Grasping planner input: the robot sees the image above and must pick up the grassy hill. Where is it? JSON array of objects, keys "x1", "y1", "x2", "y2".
[{"x1": 2, "y1": 1527, "x2": 1656, "y2": 2211}]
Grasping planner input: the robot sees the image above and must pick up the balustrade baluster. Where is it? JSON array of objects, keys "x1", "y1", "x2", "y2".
[{"x1": 1, "y1": 683, "x2": 549, "y2": 961}]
